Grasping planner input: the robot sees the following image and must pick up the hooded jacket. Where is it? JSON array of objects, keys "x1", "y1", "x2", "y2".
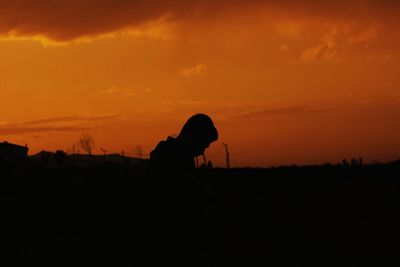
[{"x1": 148, "y1": 136, "x2": 196, "y2": 184}]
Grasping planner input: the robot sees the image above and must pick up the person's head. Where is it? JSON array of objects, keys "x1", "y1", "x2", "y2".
[{"x1": 176, "y1": 114, "x2": 218, "y2": 157}]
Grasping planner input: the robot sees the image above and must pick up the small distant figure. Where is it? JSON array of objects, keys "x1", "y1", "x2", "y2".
[{"x1": 148, "y1": 113, "x2": 218, "y2": 266}]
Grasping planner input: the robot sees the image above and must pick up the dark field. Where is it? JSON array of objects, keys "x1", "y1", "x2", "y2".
[{"x1": 1, "y1": 161, "x2": 400, "y2": 266}]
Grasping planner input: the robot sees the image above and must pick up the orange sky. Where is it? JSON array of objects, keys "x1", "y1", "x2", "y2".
[{"x1": 0, "y1": 1, "x2": 399, "y2": 167}]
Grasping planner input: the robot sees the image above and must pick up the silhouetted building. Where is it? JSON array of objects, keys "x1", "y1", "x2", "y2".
[{"x1": 0, "y1": 141, "x2": 28, "y2": 162}]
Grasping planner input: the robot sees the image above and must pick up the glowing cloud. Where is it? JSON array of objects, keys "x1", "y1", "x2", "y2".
[
  {"x1": 180, "y1": 64, "x2": 207, "y2": 77},
  {"x1": 227, "y1": 105, "x2": 339, "y2": 120}
]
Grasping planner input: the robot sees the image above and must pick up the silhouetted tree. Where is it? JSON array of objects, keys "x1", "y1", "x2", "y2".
[{"x1": 79, "y1": 133, "x2": 95, "y2": 155}]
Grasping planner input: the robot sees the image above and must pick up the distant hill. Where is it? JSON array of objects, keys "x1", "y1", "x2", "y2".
[{"x1": 29, "y1": 151, "x2": 147, "y2": 167}]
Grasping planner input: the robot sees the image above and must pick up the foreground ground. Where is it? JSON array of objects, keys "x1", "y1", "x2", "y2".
[{"x1": 1, "y1": 161, "x2": 400, "y2": 266}]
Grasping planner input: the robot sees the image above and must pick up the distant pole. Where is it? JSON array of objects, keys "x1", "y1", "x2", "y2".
[{"x1": 222, "y1": 143, "x2": 230, "y2": 169}]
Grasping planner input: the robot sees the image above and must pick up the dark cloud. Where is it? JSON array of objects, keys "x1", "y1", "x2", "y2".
[
  {"x1": 0, "y1": 0, "x2": 398, "y2": 41},
  {"x1": 228, "y1": 105, "x2": 338, "y2": 120},
  {"x1": 0, "y1": 126, "x2": 92, "y2": 135},
  {"x1": 20, "y1": 114, "x2": 120, "y2": 125},
  {"x1": 0, "y1": 114, "x2": 118, "y2": 135}
]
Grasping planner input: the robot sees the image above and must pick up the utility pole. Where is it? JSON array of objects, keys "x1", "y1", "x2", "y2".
[{"x1": 222, "y1": 143, "x2": 230, "y2": 169}]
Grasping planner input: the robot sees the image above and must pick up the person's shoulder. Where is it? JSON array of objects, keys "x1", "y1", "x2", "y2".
[{"x1": 150, "y1": 136, "x2": 177, "y2": 160}]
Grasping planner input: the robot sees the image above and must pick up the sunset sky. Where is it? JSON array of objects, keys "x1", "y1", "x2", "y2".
[{"x1": 1, "y1": 0, "x2": 399, "y2": 167}]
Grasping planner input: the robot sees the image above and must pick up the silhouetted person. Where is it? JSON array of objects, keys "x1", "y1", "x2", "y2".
[{"x1": 148, "y1": 114, "x2": 218, "y2": 266}]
